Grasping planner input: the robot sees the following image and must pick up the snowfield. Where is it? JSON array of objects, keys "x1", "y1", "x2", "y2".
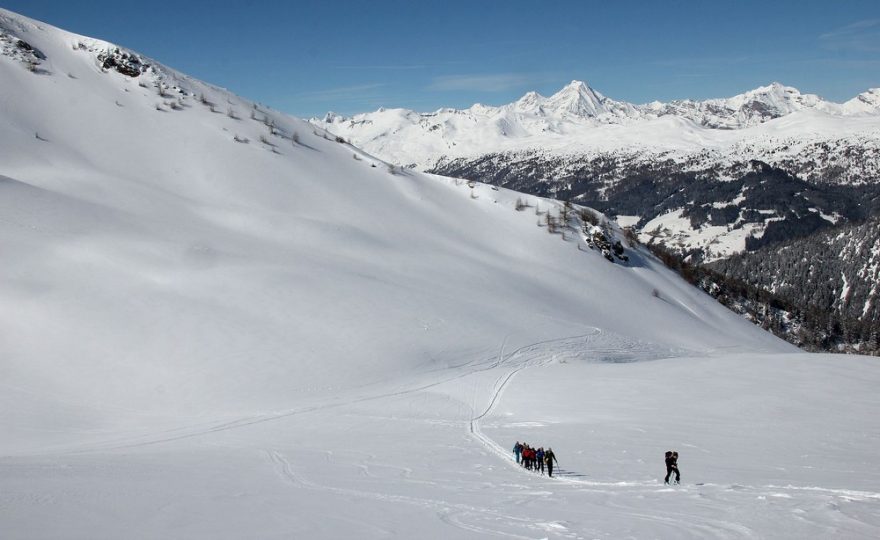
[{"x1": 1, "y1": 8, "x2": 879, "y2": 539}]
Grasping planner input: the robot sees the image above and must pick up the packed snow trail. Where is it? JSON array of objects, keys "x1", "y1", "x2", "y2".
[
  {"x1": 467, "y1": 329, "x2": 686, "y2": 477},
  {"x1": 467, "y1": 332, "x2": 602, "y2": 469}
]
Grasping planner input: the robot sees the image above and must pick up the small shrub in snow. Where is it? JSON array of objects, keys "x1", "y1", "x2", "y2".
[
  {"x1": 561, "y1": 201, "x2": 572, "y2": 224},
  {"x1": 545, "y1": 213, "x2": 557, "y2": 233},
  {"x1": 234, "y1": 135, "x2": 249, "y2": 143},
  {"x1": 624, "y1": 227, "x2": 639, "y2": 246},
  {"x1": 579, "y1": 208, "x2": 599, "y2": 226}
]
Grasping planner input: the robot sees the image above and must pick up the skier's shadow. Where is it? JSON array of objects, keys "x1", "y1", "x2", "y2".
[{"x1": 555, "y1": 469, "x2": 587, "y2": 478}]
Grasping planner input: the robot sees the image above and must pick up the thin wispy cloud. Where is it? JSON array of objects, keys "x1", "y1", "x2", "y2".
[
  {"x1": 292, "y1": 83, "x2": 386, "y2": 102},
  {"x1": 651, "y1": 55, "x2": 756, "y2": 68},
  {"x1": 427, "y1": 73, "x2": 534, "y2": 92},
  {"x1": 820, "y1": 19, "x2": 880, "y2": 52},
  {"x1": 335, "y1": 64, "x2": 428, "y2": 71}
]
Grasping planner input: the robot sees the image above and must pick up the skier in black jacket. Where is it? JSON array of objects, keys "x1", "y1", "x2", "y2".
[
  {"x1": 664, "y1": 450, "x2": 680, "y2": 484},
  {"x1": 544, "y1": 447, "x2": 558, "y2": 477}
]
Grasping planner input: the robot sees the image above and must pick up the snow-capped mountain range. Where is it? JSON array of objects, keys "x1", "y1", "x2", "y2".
[
  {"x1": 314, "y1": 80, "x2": 880, "y2": 265},
  {"x1": 313, "y1": 80, "x2": 880, "y2": 171},
  {"x1": 2, "y1": 7, "x2": 879, "y2": 539}
]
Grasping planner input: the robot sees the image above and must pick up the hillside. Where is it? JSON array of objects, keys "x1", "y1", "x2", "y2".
[
  {"x1": 712, "y1": 217, "x2": 880, "y2": 323},
  {"x1": 708, "y1": 216, "x2": 880, "y2": 348},
  {"x1": 2, "y1": 8, "x2": 879, "y2": 539}
]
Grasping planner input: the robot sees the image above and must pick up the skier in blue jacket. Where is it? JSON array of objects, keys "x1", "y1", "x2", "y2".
[
  {"x1": 536, "y1": 447, "x2": 546, "y2": 474},
  {"x1": 513, "y1": 441, "x2": 523, "y2": 464}
]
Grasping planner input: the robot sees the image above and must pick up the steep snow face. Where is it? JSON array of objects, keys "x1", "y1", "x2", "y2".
[
  {"x1": 542, "y1": 80, "x2": 612, "y2": 118},
  {"x1": 313, "y1": 81, "x2": 880, "y2": 169},
  {"x1": 0, "y1": 4, "x2": 786, "y2": 448},
  {"x1": 4, "y1": 9, "x2": 880, "y2": 540}
]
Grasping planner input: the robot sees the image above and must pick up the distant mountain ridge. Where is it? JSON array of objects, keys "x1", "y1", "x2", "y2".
[{"x1": 313, "y1": 80, "x2": 880, "y2": 169}]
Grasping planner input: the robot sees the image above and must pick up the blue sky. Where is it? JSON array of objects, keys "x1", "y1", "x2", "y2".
[{"x1": 5, "y1": 1, "x2": 880, "y2": 117}]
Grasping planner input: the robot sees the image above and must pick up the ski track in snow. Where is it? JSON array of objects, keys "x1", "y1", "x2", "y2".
[
  {"x1": 40, "y1": 330, "x2": 631, "y2": 456},
  {"x1": 267, "y1": 449, "x2": 538, "y2": 539},
  {"x1": 464, "y1": 331, "x2": 756, "y2": 538},
  {"x1": 464, "y1": 331, "x2": 880, "y2": 538}
]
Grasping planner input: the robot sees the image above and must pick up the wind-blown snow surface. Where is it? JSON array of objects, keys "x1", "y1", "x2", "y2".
[{"x1": 1, "y1": 9, "x2": 879, "y2": 539}]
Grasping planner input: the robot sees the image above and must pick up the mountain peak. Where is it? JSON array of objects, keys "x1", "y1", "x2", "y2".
[
  {"x1": 513, "y1": 90, "x2": 544, "y2": 111},
  {"x1": 748, "y1": 82, "x2": 799, "y2": 96},
  {"x1": 843, "y1": 87, "x2": 880, "y2": 113},
  {"x1": 564, "y1": 79, "x2": 591, "y2": 91},
  {"x1": 546, "y1": 80, "x2": 608, "y2": 117}
]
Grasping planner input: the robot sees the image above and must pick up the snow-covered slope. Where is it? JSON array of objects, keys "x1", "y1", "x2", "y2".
[
  {"x1": 2, "y1": 9, "x2": 879, "y2": 539},
  {"x1": 0, "y1": 7, "x2": 783, "y2": 424},
  {"x1": 314, "y1": 80, "x2": 880, "y2": 171}
]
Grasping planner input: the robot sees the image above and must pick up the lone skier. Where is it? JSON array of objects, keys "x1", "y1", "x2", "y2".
[
  {"x1": 544, "y1": 447, "x2": 558, "y2": 477},
  {"x1": 664, "y1": 450, "x2": 680, "y2": 485}
]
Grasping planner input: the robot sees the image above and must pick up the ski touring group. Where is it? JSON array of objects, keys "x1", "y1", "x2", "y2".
[
  {"x1": 513, "y1": 442, "x2": 683, "y2": 485},
  {"x1": 512, "y1": 442, "x2": 558, "y2": 476}
]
